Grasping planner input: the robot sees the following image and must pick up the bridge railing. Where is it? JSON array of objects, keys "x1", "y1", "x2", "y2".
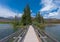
[
  {"x1": 32, "y1": 25, "x2": 59, "y2": 42},
  {"x1": 0, "y1": 26, "x2": 28, "y2": 42},
  {"x1": 13, "y1": 26, "x2": 29, "y2": 42}
]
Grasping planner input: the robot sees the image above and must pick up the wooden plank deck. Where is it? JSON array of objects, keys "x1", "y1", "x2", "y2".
[{"x1": 23, "y1": 25, "x2": 42, "y2": 42}]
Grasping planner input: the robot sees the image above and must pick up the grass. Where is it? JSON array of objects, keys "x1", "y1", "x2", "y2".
[
  {"x1": 0, "y1": 22, "x2": 26, "y2": 31},
  {"x1": 33, "y1": 21, "x2": 60, "y2": 31},
  {"x1": 33, "y1": 21, "x2": 45, "y2": 27},
  {"x1": 0, "y1": 21, "x2": 14, "y2": 24}
]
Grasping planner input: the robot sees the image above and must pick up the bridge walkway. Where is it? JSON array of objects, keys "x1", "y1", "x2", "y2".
[{"x1": 21, "y1": 25, "x2": 42, "y2": 42}]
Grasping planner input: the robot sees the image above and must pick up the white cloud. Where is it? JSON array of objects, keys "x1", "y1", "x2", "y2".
[
  {"x1": 44, "y1": 7, "x2": 60, "y2": 19},
  {"x1": 53, "y1": 0, "x2": 60, "y2": 6},
  {"x1": 17, "y1": 13, "x2": 23, "y2": 17},
  {"x1": 40, "y1": 0, "x2": 57, "y2": 11},
  {"x1": 48, "y1": 12, "x2": 58, "y2": 17},
  {"x1": 41, "y1": 0, "x2": 52, "y2": 5},
  {"x1": 40, "y1": 0, "x2": 60, "y2": 19},
  {"x1": 44, "y1": 12, "x2": 58, "y2": 18},
  {"x1": 0, "y1": 5, "x2": 22, "y2": 18},
  {"x1": 41, "y1": 5, "x2": 54, "y2": 11}
]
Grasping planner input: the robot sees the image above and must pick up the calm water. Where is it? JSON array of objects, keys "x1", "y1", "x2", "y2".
[
  {"x1": 45, "y1": 24, "x2": 60, "y2": 42},
  {"x1": 0, "y1": 24, "x2": 14, "y2": 39},
  {"x1": 0, "y1": 24, "x2": 60, "y2": 41}
]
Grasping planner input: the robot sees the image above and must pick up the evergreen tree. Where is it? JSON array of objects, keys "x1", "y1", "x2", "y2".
[
  {"x1": 35, "y1": 12, "x2": 44, "y2": 23},
  {"x1": 41, "y1": 16, "x2": 44, "y2": 23},
  {"x1": 35, "y1": 12, "x2": 41, "y2": 23},
  {"x1": 21, "y1": 9, "x2": 26, "y2": 25},
  {"x1": 21, "y1": 4, "x2": 32, "y2": 25},
  {"x1": 14, "y1": 15, "x2": 18, "y2": 26}
]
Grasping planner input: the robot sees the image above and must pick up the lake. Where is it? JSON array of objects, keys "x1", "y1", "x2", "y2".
[
  {"x1": 0, "y1": 24, "x2": 14, "y2": 39},
  {"x1": 45, "y1": 24, "x2": 60, "y2": 42},
  {"x1": 0, "y1": 24, "x2": 60, "y2": 42}
]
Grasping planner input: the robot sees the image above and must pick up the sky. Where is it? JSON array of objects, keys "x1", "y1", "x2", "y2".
[{"x1": 0, "y1": 0, "x2": 60, "y2": 19}]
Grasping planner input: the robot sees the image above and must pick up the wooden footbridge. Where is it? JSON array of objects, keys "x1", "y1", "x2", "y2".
[{"x1": 0, "y1": 25, "x2": 59, "y2": 42}]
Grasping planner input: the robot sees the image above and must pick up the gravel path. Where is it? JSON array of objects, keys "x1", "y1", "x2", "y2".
[{"x1": 23, "y1": 25, "x2": 42, "y2": 42}]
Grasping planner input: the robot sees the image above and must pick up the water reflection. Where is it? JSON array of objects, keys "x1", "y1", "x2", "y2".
[
  {"x1": 0, "y1": 24, "x2": 14, "y2": 39},
  {"x1": 45, "y1": 24, "x2": 60, "y2": 42},
  {"x1": 38, "y1": 25, "x2": 45, "y2": 31}
]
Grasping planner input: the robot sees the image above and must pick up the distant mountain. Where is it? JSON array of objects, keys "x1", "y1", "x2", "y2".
[
  {"x1": 0, "y1": 17, "x2": 6, "y2": 19},
  {"x1": 0, "y1": 17, "x2": 13, "y2": 22},
  {"x1": 45, "y1": 18, "x2": 60, "y2": 23},
  {"x1": 0, "y1": 17, "x2": 21, "y2": 22}
]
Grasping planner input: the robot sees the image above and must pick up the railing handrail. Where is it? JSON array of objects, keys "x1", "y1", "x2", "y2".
[
  {"x1": 0, "y1": 27, "x2": 27, "y2": 42},
  {"x1": 0, "y1": 28, "x2": 23, "y2": 42},
  {"x1": 32, "y1": 25, "x2": 59, "y2": 42},
  {"x1": 13, "y1": 25, "x2": 29, "y2": 42}
]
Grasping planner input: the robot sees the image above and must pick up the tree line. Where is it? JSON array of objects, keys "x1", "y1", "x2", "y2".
[{"x1": 13, "y1": 4, "x2": 44, "y2": 26}]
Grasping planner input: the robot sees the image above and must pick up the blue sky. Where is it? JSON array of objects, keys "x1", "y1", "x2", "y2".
[{"x1": 0, "y1": 0, "x2": 60, "y2": 19}]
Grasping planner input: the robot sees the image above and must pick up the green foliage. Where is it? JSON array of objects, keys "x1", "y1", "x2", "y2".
[
  {"x1": 33, "y1": 11, "x2": 45, "y2": 30},
  {"x1": 13, "y1": 16, "x2": 19, "y2": 26},
  {"x1": 35, "y1": 12, "x2": 41, "y2": 23},
  {"x1": 13, "y1": 15, "x2": 19, "y2": 31},
  {"x1": 21, "y1": 4, "x2": 32, "y2": 25},
  {"x1": 35, "y1": 12, "x2": 44, "y2": 23}
]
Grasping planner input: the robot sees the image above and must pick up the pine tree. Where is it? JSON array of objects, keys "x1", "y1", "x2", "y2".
[
  {"x1": 35, "y1": 12, "x2": 44, "y2": 23},
  {"x1": 35, "y1": 12, "x2": 41, "y2": 23},
  {"x1": 14, "y1": 15, "x2": 19, "y2": 26},
  {"x1": 21, "y1": 4, "x2": 32, "y2": 25},
  {"x1": 21, "y1": 9, "x2": 26, "y2": 25},
  {"x1": 41, "y1": 16, "x2": 44, "y2": 23}
]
